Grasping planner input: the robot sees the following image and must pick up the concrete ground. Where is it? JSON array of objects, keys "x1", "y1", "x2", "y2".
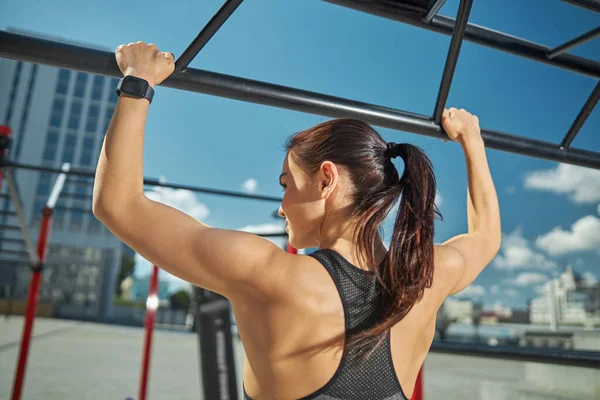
[{"x1": 1, "y1": 317, "x2": 598, "y2": 400}]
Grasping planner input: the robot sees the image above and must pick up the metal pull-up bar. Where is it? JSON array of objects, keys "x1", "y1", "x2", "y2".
[
  {"x1": 175, "y1": 0, "x2": 244, "y2": 72},
  {"x1": 1, "y1": 30, "x2": 599, "y2": 169}
]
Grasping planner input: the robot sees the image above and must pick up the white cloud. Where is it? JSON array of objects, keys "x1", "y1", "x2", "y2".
[
  {"x1": 535, "y1": 215, "x2": 600, "y2": 255},
  {"x1": 504, "y1": 288, "x2": 519, "y2": 298},
  {"x1": 144, "y1": 185, "x2": 210, "y2": 221},
  {"x1": 454, "y1": 284, "x2": 485, "y2": 298},
  {"x1": 238, "y1": 222, "x2": 285, "y2": 235},
  {"x1": 508, "y1": 272, "x2": 549, "y2": 286},
  {"x1": 238, "y1": 222, "x2": 287, "y2": 249},
  {"x1": 523, "y1": 164, "x2": 600, "y2": 204},
  {"x1": 435, "y1": 192, "x2": 443, "y2": 208},
  {"x1": 242, "y1": 179, "x2": 258, "y2": 193},
  {"x1": 134, "y1": 182, "x2": 210, "y2": 285},
  {"x1": 490, "y1": 284, "x2": 500, "y2": 294},
  {"x1": 506, "y1": 186, "x2": 516, "y2": 194},
  {"x1": 494, "y1": 228, "x2": 556, "y2": 270},
  {"x1": 583, "y1": 271, "x2": 598, "y2": 286}
]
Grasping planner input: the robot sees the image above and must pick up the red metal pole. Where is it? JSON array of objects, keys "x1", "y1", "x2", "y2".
[
  {"x1": 11, "y1": 207, "x2": 52, "y2": 400},
  {"x1": 0, "y1": 125, "x2": 12, "y2": 190},
  {"x1": 411, "y1": 366, "x2": 423, "y2": 400},
  {"x1": 286, "y1": 243, "x2": 297, "y2": 254},
  {"x1": 139, "y1": 265, "x2": 160, "y2": 400}
]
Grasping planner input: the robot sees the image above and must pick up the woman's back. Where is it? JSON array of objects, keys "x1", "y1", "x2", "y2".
[{"x1": 236, "y1": 249, "x2": 446, "y2": 400}]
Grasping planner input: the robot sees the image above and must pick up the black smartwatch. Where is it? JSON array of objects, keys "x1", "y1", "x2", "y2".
[{"x1": 115, "y1": 76, "x2": 155, "y2": 104}]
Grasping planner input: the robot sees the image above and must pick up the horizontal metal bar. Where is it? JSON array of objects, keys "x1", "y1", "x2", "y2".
[
  {"x1": 433, "y1": 0, "x2": 472, "y2": 123},
  {"x1": 322, "y1": 0, "x2": 600, "y2": 79},
  {"x1": 548, "y1": 26, "x2": 600, "y2": 59},
  {"x1": 1, "y1": 31, "x2": 600, "y2": 169},
  {"x1": 561, "y1": 0, "x2": 600, "y2": 13},
  {"x1": 424, "y1": 0, "x2": 446, "y2": 23},
  {"x1": 6, "y1": 160, "x2": 283, "y2": 203},
  {"x1": 430, "y1": 341, "x2": 600, "y2": 370},
  {"x1": 560, "y1": 80, "x2": 600, "y2": 148},
  {"x1": 0, "y1": 210, "x2": 17, "y2": 217},
  {"x1": 256, "y1": 232, "x2": 287, "y2": 238},
  {"x1": 175, "y1": 0, "x2": 244, "y2": 71}
]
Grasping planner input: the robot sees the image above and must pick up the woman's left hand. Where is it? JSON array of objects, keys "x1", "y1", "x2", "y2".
[{"x1": 115, "y1": 41, "x2": 175, "y2": 88}]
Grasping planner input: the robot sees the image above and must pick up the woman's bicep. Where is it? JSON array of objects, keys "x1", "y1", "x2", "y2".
[{"x1": 96, "y1": 195, "x2": 287, "y2": 298}]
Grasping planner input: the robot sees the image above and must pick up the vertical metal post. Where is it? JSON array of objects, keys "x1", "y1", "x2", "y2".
[
  {"x1": 194, "y1": 287, "x2": 238, "y2": 400},
  {"x1": 559, "y1": 80, "x2": 600, "y2": 149},
  {"x1": 433, "y1": 0, "x2": 473, "y2": 124},
  {"x1": 11, "y1": 207, "x2": 52, "y2": 400},
  {"x1": 175, "y1": 0, "x2": 244, "y2": 71},
  {"x1": 139, "y1": 265, "x2": 160, "y2": 400}
]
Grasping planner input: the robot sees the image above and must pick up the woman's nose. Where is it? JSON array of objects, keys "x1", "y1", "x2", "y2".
[{"x1": 278, "y1": 206, "x2": 286, "y2": 219}]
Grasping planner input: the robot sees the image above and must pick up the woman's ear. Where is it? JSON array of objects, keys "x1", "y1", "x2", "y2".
[{"x1": 319, "y1": 161, "x2": 338, "y2": 198}]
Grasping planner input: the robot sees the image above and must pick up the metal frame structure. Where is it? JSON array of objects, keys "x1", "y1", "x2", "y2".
[
  {"x1": 1, "y1": 0, "x2": 600, "y2": 399},
  {"x1": 1, "y1": 2, "x2": 599, "y2": 169}
]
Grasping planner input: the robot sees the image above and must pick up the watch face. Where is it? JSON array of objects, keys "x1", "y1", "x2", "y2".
[{"x1": 123, "y1": 76, "x2": 149, "y2": 96}]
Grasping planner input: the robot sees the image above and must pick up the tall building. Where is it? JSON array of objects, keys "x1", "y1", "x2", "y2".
[
  {"x1": 529, "y1": 266, "x2": 599, "y2": 328},
  {"x1": 0, "y1": 28, "x2": 124, "y2": 321}
]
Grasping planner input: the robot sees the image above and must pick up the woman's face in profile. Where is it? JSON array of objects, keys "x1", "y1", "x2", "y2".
[{"x1": 278, "y1": 153, "x2": 327, "y2": 249}]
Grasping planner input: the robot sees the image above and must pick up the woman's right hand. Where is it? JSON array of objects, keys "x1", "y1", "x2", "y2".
[{"x1": 441, "y1": 108, "x2": 482, "y2": 145}]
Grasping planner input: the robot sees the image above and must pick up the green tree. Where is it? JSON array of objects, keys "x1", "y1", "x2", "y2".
[
  {"x1": 170, "y1": 290, "x2": 191, "y2": 311},
  {"x1": 116, "y1": 253, "x2": 135, "y2": 297}
]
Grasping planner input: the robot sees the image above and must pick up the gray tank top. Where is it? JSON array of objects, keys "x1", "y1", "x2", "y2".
[{"x1": 243, "y1": 248, "x2": 408, "y2": 400}]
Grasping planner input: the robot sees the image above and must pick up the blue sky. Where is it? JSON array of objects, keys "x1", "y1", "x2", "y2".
[{"x1": 2, "y1": 0, "x2": 599, "y2": 309}]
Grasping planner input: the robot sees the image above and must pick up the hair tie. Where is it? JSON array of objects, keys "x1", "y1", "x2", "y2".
[{"x1": 385, "y1": 142, "x2": 406, "y2": 159}]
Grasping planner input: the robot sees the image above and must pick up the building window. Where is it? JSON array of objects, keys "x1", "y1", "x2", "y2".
[
  {"x1": 36, "y1": 172, "x2": 52, "y2": 196},
  {"x1": 88, "y1": 216, "x2": 102, "y2": 234},
  {"x1": 56, "y1": 68, "x2": 70, "y2": 95},
  {"x1": 69, "y1": 209, "x2": 85, "y2": 231},
  {"x1": 79, "y1": 137, "x2": 95, "y2": 166},
  {"x1": 108, "y1": 78, "x2": 119, "y2": 104},
  {"x1": 68, "y1": 100, "x2": 83, "y2": 130},
  {"x1": 43, "y1": 131, "x2": 59, "y2": 162},
  {"x1": 91, "y1": 75, "x2": 104, "y2": 101},
  {"x1": 61, "y1": 133, "x2": 77, "y2": 163},
  {"x1": 74, "y1": 72, "x2": 88, "y2": 98},
  {"x1": 85, "y1": 104, "x2": 99, "y2": 133},
  {"x1": 49, "y1": 97, "x2": 65, "y2": 128},
  {"x1": 53, "y1": 207, "x2": 65, "y2": 230}
]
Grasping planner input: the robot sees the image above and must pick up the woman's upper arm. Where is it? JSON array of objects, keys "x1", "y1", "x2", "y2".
[
  {"x1": 95, "y1": 195, "x2": 289, "y2": 299},
  {"x1": 433, "y1": 231, "x2": 501, "y2": 298}
]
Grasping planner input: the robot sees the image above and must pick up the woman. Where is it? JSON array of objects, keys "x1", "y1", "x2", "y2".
[{"x1": 93, "y1": 42, "x2": 501, "y2": 400}]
